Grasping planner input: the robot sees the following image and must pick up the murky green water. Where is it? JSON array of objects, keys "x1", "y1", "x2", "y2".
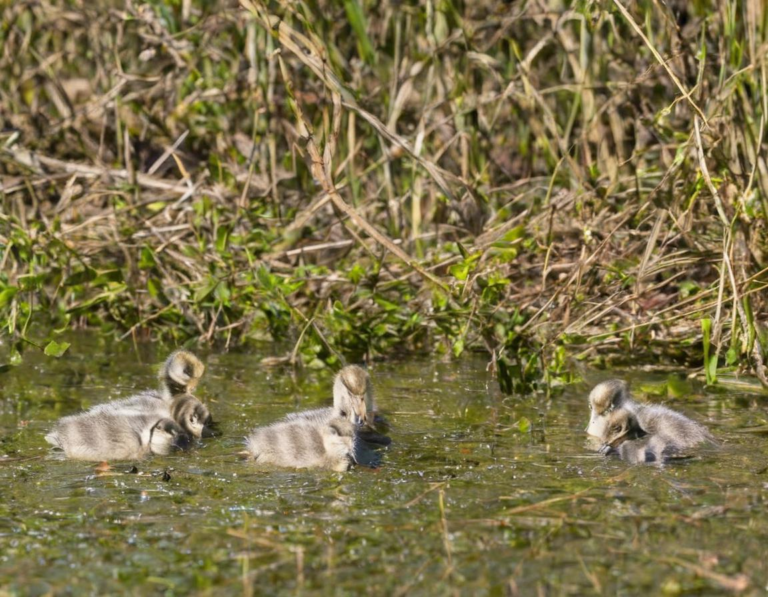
[{"x1": 1, "y1": 334, "x2": 768, "y2": 595}]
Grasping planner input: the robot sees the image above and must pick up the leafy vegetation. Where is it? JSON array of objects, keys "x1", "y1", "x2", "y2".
[{"x1": 2, "y1": 0, "x2": 768, "y2": 391}]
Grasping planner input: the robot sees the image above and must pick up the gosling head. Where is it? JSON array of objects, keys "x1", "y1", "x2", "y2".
[
  {"x1": 160, "y1": 350, "x2": 205, "y2": 400},
  {"x1": 600, "y1": 409, "x2": 645, "y2": 450},
  {"x1": 586, "y1": 379, "x2": 632, "y2": 437},
  {"x1": 148, "y1": 418, "x2": 190, "y2": 456},
  {"x1": 170, "y1": 394, "x2": 212, "y2": 439},
  {"x1": 324, "y1": 417, "x2": 358, "y2": 471},
  {"x1": 333, "y1": 365, "x2": 372, "y2": 426}
]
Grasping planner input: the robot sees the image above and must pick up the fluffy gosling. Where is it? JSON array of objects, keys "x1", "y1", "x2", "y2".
[{"x1": 245, "y1": 415, "x2": 357, "y2": 472}]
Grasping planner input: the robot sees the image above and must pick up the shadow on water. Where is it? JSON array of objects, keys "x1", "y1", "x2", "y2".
[{"x1": 1, "y1": 333, "x2": 767, "y2": 594}]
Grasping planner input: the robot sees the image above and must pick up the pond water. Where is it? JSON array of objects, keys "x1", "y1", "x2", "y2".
[{"x1": 1, "y1": 334, "x2": 767, "y2": 595}]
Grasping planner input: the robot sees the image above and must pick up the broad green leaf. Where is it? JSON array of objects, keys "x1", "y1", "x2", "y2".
[
  {"x1": 216, "y1": 225, "x2": 231, "y2": 254},
  {"x1": 147, "y1": 277, "x2": 163, "y2": 299},
  {"x1": 348, "y1": 264, "x2": 366, "y2": 285},
  {"x1": 0, "y1": 287, "x2": 18, "y2": 308},
  {"x1": 195, "y1": 279, "x2": 219, "y2": 303},
  {"x1": 139, "y1": 247, "x2": 156, "y2": 270},
  {"x1": 449, "y1": 262, "x2": 470, "y2": 281},
  {"x1": 44, "y1": 340, "x2": 71, "y2": 358},
  {"x1": 92, "y1": 270, "x2": 124, "y2": 286},
  {"x1": 707, "y1": 354, "x2": 718, "y2": 385},
  {"x1": 256, "y1": 266, "x2": 275, "y2": 291},
  {"x1": 373, "y1": 295, "x2": 400, "y2": 312}
]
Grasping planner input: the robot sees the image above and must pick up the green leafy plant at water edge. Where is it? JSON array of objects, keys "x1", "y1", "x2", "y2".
[{"x1": 2, "y1": 0, "x2": 768, "y2": 393}]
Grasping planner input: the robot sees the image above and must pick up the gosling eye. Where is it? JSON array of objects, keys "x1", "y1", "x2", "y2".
[{"x1": 339, "y1": 410, "x2": 348, "y2": 418}]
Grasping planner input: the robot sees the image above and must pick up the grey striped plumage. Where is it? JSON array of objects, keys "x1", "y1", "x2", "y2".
[
  {"x1": 45, "y1": 412, "x2": 187, "y2": 461},
  {"x1": 45, "y1": 350, "x2": 208, "y2": 460},
  {"x1": 598, "y1": 396, "x2": 716, "y2": 464},
  {"x1": 245, "y1": 416, "x2": 357, "y2": 472}
]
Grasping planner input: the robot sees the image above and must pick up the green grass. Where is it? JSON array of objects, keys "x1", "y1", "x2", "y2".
[{"x1": 1, "y1": 0, "x2": 768, "y2": 392}]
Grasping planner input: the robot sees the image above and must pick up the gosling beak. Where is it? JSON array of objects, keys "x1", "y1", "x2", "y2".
[
  {"x1": 202, "y1": 419, "x2": 217, "y2": 438},
  {"x1": 173, "y1": 432, "x2": 192, "y2": 451}
]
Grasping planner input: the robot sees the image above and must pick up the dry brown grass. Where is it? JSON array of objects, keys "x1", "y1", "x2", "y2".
[{"x1": 1, "y1": 0, "x2": 768, "y2": 389}]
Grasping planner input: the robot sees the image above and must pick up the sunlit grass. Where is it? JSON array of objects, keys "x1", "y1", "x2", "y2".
[{"x1": 1, "y1": 0, "x2": 767, "y2": 391}]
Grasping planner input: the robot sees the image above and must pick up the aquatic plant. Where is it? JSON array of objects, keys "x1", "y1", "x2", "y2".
[{"x1": 2, "y1": 0, "x2": 768, "y2": 391}]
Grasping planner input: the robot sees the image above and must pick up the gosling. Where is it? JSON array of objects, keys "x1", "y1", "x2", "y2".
[
  {"x1": 245, "y1": 415, "x2": 357, "y2": 472},
  {"x1": 285, "y1": 365, "x2": 390, "y2": 446},
  {"x1": 45, "y1": 352, "x2": 210, "y2": 460},
  {"x1": 599, "y1": 407, "x2": 715, "y2": 464},
  {"x1": 586, "y1": 379, "x2": 713, "y2": 440},
  {"x1": 90, "y1": 350, "x2": 205, "y2": 418},
  {"x1": 45, "y1": 412, "x2": 189, "y2": 461}
]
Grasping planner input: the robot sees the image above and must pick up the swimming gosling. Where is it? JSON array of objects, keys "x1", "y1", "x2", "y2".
[
  {"x1": 587, "y1": 379, "x2": 714, "y2": 444},
  {"x1": 245, "y1": 415, "x2": 357, "y2": 472},
  {"x1": 599, "y1": 406, "x2": 715, "y2": 464},
  {"x1": 45, "y1": 412, "x2": 189, "y2": 461},
  {"x1": 88, "y1": 350, "x2": 206, "y2": 417},
  {"x1": 45, "y1": 351, "x2": 210, "y2": 460}
]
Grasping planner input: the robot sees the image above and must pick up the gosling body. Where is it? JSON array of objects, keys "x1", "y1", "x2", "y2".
[
  {"x1": 45, "y1": 412, "x2": 188, "y2": 461},
  {"x1": 586, "y1": 379, "x2": 713, "y2": 442},
  {"x1": 245, "y1": 415, "x2": 357, "y2": 472},
  {"x1": 45, "y1": 350, "x2": 209, "y2": 460}
]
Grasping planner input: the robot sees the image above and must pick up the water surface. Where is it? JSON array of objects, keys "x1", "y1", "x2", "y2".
[{"x1": 1, "y1": 335, "x2": 767, "y2": 595}]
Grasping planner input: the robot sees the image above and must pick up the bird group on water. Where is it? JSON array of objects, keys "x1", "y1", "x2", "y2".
[{"x1": 45, "y1": 350, "x2": 716, "y2": 468}]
